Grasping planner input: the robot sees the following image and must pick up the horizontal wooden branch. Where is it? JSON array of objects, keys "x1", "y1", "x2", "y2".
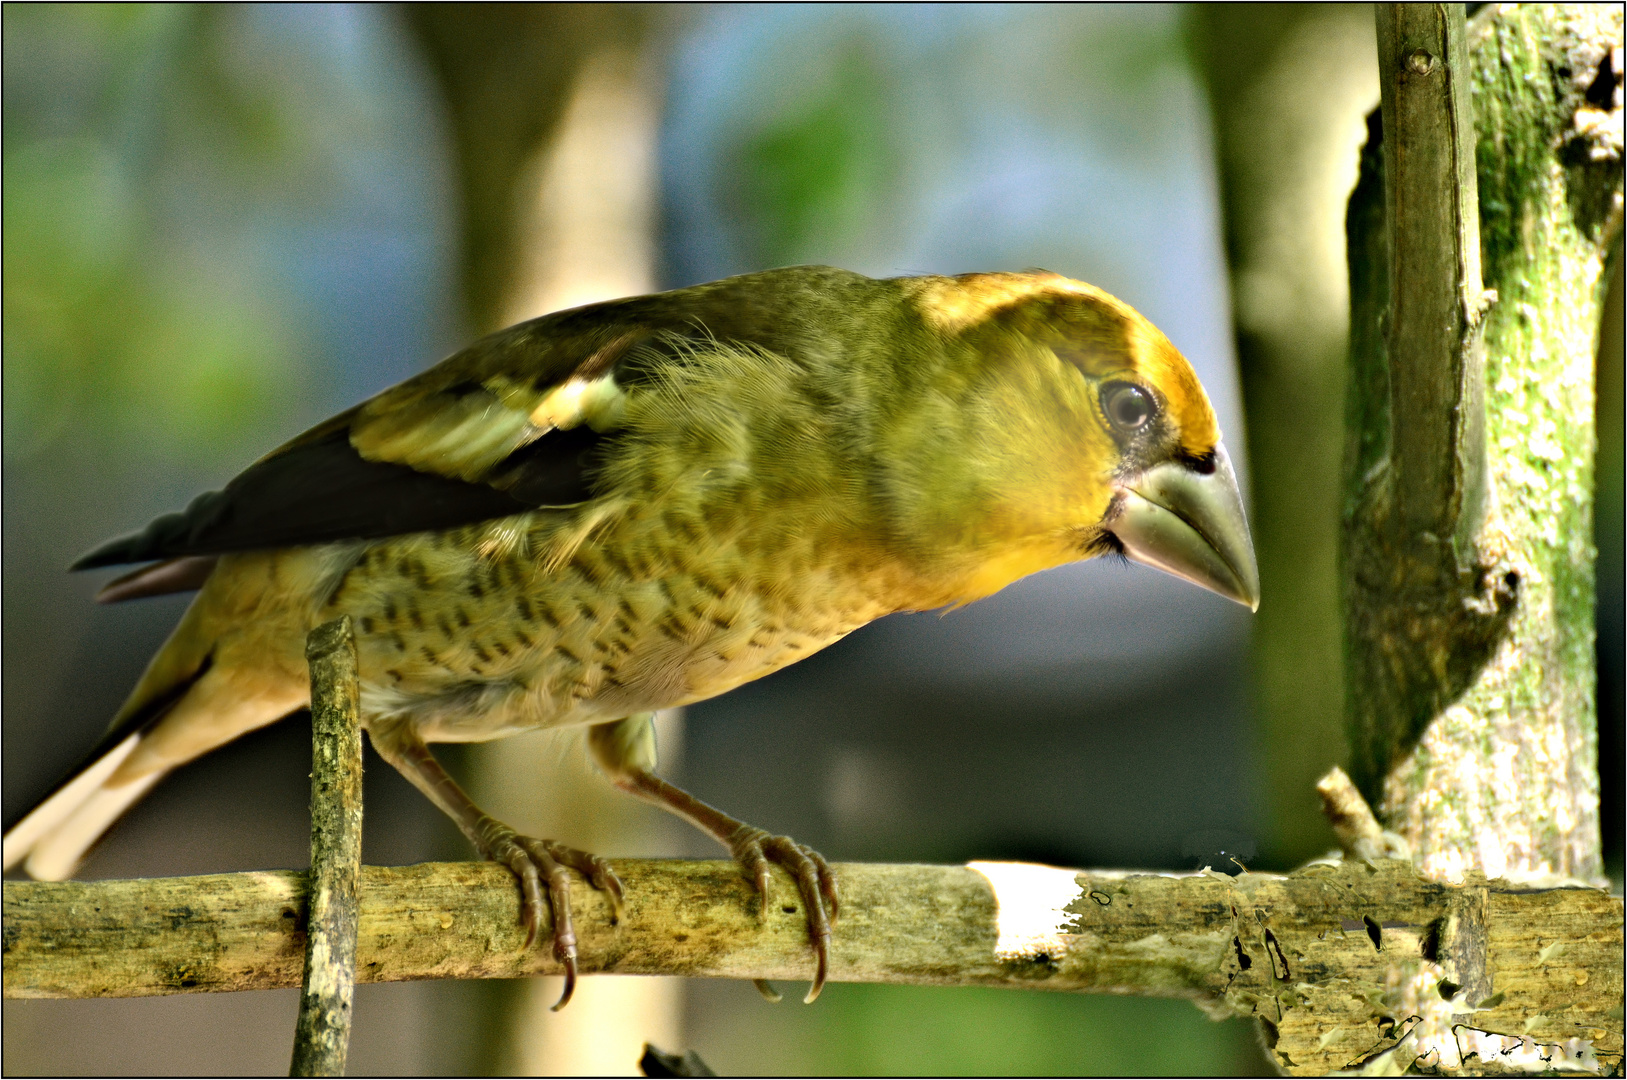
[{"x1": 3, "y1": 858, "x2": 1621, "y2": 1076}]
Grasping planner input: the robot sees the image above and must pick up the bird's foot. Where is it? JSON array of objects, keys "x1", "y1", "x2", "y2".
[
  {"x1": 475, "y1": 817, "x2": 624, "y2": 1011},
  {"x1": 726, "y1": 825, "x2": 839, "y2": 1003}
]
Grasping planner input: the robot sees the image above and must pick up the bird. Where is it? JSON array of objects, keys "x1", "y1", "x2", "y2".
[{"x1": 3, "y1": 265, "x2": 1259, "y2": 1008}]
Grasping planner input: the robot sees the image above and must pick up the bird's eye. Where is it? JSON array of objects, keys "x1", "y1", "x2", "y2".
[{"x1": 1102, "y1": 382, "x2": 1155, "y2": 433}]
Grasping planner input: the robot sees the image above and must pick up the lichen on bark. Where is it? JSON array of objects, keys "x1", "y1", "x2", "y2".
[{"x1": 1344, "y1": 4, "x2": 1623, "y2": 885}]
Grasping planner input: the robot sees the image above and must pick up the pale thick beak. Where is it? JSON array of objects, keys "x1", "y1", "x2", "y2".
[{"x1": 1107, "y1": 443, "x2": 1260, "y2": 610}]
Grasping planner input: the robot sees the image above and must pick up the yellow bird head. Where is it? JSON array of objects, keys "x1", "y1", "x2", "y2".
[{"x1": 912, "y1": 271, "x2": 1260, "y2": 610}]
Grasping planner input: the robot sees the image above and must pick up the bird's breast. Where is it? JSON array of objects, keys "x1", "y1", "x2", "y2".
[{"x1": 337, "y1": 502, "x2": 906, "y2": 743}]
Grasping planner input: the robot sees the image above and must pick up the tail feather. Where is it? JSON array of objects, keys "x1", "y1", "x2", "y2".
[
  {"x1": 2, "y1": 734, "x2": 150, "y2": 876},
  {"x1": 10, "y1": 767, "x2": 164, "y2": 880},
  {"x1": 2, "y1": 658, "x2": 303, "y2": 879},
  {"x1": 3, "y1": 650, "x2": 213, "y2": 840},
  {"x1": 94, "y1": 555, "x2": 218, "y2": 604},
  {"x1": 27, "y1": 775, "x2": 163, "y2": 879},
  {"x1": 4, "y1": 588, "x2": 221, "y2": 879},
  {"x1": 10, "y1": 548, "x2": 320, "y2": 881}
]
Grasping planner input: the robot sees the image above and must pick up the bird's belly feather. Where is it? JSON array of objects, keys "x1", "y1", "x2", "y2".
[{"x1": 336, "y1": 508, "x2": 898, "y2": 744}]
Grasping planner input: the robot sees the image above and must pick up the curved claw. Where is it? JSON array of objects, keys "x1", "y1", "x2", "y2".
[
  {"x1": 473, "y1": 818, "x2": 623, "y2": 1012},
  {"x1": 728, "y1": 826, "x2": 838, "y2": 1004},
  {"x1": 517, "y1": 837, "x2": 579, "y2": 1011},
  {"x1": 552, "y1": 957, "x2": 578, "y2": 1013}
]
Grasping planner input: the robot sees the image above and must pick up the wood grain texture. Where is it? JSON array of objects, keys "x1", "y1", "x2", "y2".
[{"x1": 4, "y1": 859, "x2": 1619, "y2": 1074}]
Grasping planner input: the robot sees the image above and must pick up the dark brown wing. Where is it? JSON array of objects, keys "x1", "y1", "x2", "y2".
[
  {"x1": 70, "y1": 423, "x2": 604, "y2": 570},
  {"x1": 72, "y1": 317, "x2": 655, "y2": 575},
  {"x1": 69, "y1": 265, "x2": 890, "y2": 584}
]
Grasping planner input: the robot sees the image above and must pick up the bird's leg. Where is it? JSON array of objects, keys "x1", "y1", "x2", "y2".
[
  {"x1": 367, "y1": 726, "x2": 621, "y2": 1011},
  {"x1": 587, "y1": 715, "x2": 839, "y2": 1002}
]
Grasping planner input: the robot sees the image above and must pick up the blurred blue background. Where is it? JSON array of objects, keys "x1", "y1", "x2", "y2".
[{"x1": 3, "y1": 4, "x2": 1616, "y2": 1077}]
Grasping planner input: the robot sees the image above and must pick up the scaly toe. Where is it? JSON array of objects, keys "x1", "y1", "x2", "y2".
[
  {"x1": 728, "y1": 827, "x2": 837, "y2": 1004},
  {"x1": 518, "y1": 837, "x2": 578, "y2": 963},
  {"x1": 547, "y1": 843, "x2": 626, "y2": 925},
  {"x1": 474, "y1": 821, "x2": 623, "y2": 1011},
  {"x1": 481, "y1": 828, "x2": 547, "y2": 948}
]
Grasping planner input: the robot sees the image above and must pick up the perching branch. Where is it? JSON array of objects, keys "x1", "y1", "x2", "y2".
[
  {"x1": 3, "y1": 856, "x2": 1620, "y2": 1076},
  {"x1": 289, "y1": 617, "x2": 365, "y2": 1079}
]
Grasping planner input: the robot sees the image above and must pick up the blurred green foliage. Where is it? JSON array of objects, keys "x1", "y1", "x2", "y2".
[
  {"x1": 1, "y1": 5, "x2": 327, "y2": 465},
  {"x1": 695, "y1": 982, "x2": 1266, "y2": 1076},
  {"x1": 730, "y1": 43, "x2": 893, "y2": 267},
  {"x1": 3, "y1": 136, "x2": 294, "y2": 458}
]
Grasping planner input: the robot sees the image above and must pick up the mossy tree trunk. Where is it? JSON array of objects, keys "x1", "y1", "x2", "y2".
[{"x1": 1344, "y1": 4, "x2": 1622, "y2": 884}]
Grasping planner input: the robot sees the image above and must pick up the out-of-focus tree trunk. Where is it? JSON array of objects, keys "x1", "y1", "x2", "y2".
[
  {"x1": 403, "y1": 8, "x2": 682, "y2": 1075},
  {"x1": 403, "y1": 5, "x2": 654, "y2": 333},
  {"x1": 1343, "y1": 4, "x2": 1622, "y2": 884},
  {"x1": 1188, "y1": 4, "x2": 1380, "y2": 868}
]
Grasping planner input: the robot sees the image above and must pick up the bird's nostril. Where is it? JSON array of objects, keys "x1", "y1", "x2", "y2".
[{"x1": 1178, "y1": 450, "x2": 1217, "y2": 475}]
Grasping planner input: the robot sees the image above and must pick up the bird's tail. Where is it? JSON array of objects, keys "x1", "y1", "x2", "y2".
[
  {"x1": 0, "y1": 737, "x2": 167, "y2": 880},
  {"x1": 3, "y1": 576, "x2": 304, "y2": 879}
]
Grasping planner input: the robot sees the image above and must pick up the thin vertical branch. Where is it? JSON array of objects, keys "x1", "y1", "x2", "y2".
[
  {"x1": 1376, "y1": 2, "x2": 1491, "y2": 558},
  {"x1": 290, "y1": 617, "x2": 364, "y2": 1078}
]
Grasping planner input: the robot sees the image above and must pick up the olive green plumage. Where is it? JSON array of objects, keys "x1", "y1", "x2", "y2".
[{"x1": 5, "y1": 265, "x2": 1258, "y2": 1006}]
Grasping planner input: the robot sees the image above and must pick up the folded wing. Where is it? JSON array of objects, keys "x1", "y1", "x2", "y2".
[{"x1": 73, "y1": 320, "x2": 654, "y2": 580}]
